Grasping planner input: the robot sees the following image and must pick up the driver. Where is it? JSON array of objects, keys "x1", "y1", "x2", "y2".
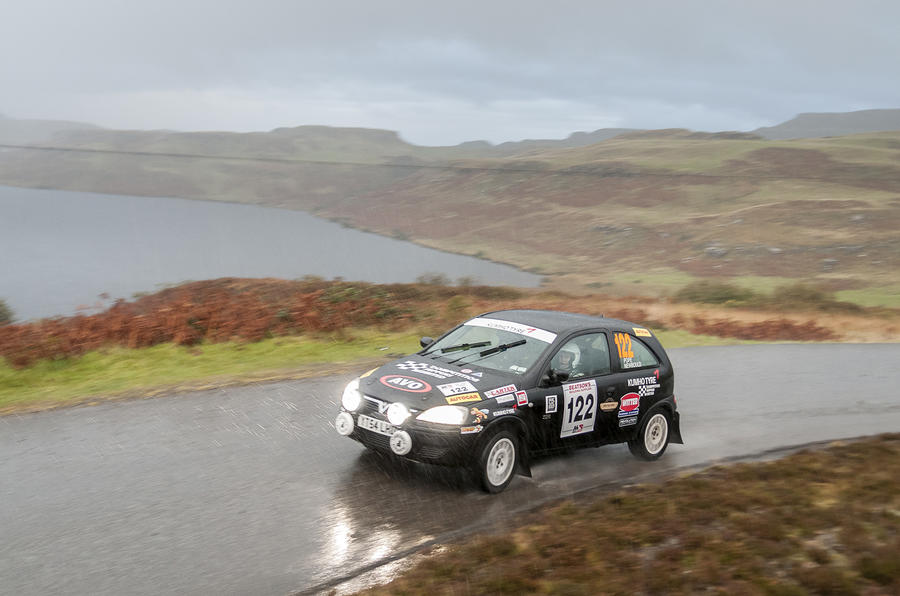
[{"x1": 553, "y1": 344, "x2": 581, "y2": 376}]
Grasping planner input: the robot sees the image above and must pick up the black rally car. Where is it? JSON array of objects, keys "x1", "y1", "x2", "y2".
[{"x1": 334, "y1": 310, "x2": 682, "y2": 493}]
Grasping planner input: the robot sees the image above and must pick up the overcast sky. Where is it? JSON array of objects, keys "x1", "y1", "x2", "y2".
[{"x1": 2, "y1": 0, "x2": 898, "y2": 145}]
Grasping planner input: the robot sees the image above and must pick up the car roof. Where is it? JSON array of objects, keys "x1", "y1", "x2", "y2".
[{"x1": 475, "y1": 309, "x2": 642, "y2": 336}]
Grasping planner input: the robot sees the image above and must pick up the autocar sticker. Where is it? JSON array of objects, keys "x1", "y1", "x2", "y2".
[
  {"x1": 379, "y1": 375, "x2": 432, "y2": 393},
  {"x1": 633, "y1": 327, "x2": 652, "y2": 337},
  {"x1": 560, "y1": 380, "x2": 597, "y2": 438},
  {"x1": 618, "y1": 392, "x2": 640, "y2": 417},
  {"x1": 545, "y1": 395, "x2": 557, "y2": 414},
  {"x1": 437, "y1": 381, "x2": 478, "y2": 396},
  {"x1": 445, "y1": 392, "x2": 482, "y2": 404},
  {"x1": 466, "y1": 317, "x2": 557, "y2": 344},
  {"x1": 484, "y1": 384, "x2": 517, "y2": 398}
]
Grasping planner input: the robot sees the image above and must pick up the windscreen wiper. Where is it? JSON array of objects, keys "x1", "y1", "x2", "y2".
[
  {"x1": 438, "y1": 341, "x2": 491, "y2": 354},
  {"x1": 424, "y1": 340, "x2": 491, "y2": 357},
  {"x1": 447, "y1": 339, "x2": 526, "y2": 364}
]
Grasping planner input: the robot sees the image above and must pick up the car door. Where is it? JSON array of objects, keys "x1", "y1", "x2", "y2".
[{"x1": 530, "y1": 331, "x2": 619, "y2": 450}]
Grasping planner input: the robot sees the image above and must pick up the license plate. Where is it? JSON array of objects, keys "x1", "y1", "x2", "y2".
[{"x1": 357, "y1": 414, "x2": 394, "y2": 436}]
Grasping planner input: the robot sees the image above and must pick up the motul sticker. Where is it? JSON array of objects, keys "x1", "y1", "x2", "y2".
[
  {"x1": 379, "y1": 375, "x2": 432, "y2": 393},
  {"x1": 618, "y1": 392, "x2": 640, "y2": 417}
]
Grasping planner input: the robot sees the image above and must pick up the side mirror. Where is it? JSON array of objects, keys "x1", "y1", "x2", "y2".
[{"x1": 419, "y1": 336, "x2": 435, "y2": 349}]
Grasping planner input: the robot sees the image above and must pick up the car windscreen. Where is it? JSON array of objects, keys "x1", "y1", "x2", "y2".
[{"x1": 421, "y1": 323, "x2": 552, "y2": 375}]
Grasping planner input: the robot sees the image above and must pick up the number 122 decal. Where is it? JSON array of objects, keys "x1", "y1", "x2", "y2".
[{"x1": 560, "y1": 379, "x2": 598, "y2": 438}]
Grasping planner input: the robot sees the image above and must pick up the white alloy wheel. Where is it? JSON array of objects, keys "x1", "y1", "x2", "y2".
[
  {"x1": 644, "y1": 413, "x2": 669, "y2": 455},
  {"x1": 628, "y1": 410, "x2": 671, "y2": 461},
  {"x1": 477, "y1": 430, "x2": 519, "y2": 493}
]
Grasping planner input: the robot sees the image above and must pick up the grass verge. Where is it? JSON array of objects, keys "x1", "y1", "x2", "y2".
[
  {"x1": 0, "y1": 328, "x2": 749, "y2": 415},
  {"x1": 0, "y1": 330, "x2": 421, "y2": 414},
  {"x1": 358, "y1": 434, "x2": 900, "y2": 595}
]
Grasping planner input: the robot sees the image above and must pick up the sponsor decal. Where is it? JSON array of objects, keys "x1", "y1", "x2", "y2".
[
  {"x1": 633, "y1": 327, "x2": 652, "y2": 337},
  {"x1": 493, "y1": 408, "x2": 516, "y2": 417},
  {"x1": 393, "y1": 360, "x2": 481, "y2": 383},
  {"x1": 495, "y1": 394, "x2": 515, "y2": 404},
  {"x1": 619, "y1": 416, "x2": 638, "y2": 427},
  {"x1": 600, "y1": 400, "x2": 619, "y2": 412},
  {"x1": 509, "y1": 365, "x2": 527, "y2": 373},
  {"x1": 460, "y1": 368, "x2": 473, "y2": 373},
  {"x1": 484, "y1": 384, "x2": 517, "y2": 398},
  {"x1": 466, "y1": 317, "x2": 557, "y2": 344},
  {"x1": 445, "y1": 392, "x2": 482, "y2": 405},
  {"x1": 560, "y1": 379, "x2": 598, "y2": 437},
  {"x1": 437, "y1": 381, "x2": 478, "y2": 396},
  {"x1": 628, "y1": 375, "x2": 660, "y2": 397},
  {"x1": 546, "y1": 395, "x2": 558, "y2": 414},
  {"x1": 460, "y1": 425, "x2": 483, "y2": 434},
  {"x1": 379, "y1": 375, "x2": 432, "y2": 393},
  {"x1": 622, "y1": 359, "x2": 644, "y2": 369},
  {"x1": 515, "y1": 390, "x2": 529, "y2": 406},
  {"x1": 618, "y1": 392, "x2": 640, "y2": 417},
  {"x1": 470, "y1": 407, "x2": 488, "y2": 423},
  {"x1": 542, "y1": 414, "x2": 552, "y2": 420}
]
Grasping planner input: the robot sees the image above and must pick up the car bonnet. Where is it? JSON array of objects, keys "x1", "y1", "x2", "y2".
[{"x1": 357, "y1": 354, "x2": 520, "y2": 410}]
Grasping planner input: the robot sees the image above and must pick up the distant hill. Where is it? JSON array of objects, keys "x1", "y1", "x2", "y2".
[
  {"x1": 753, "y1": 109, "x2": 900, "y2": 139},
  {"x1": 0, "y1": 115, "x2": 102, "y2": 145}
]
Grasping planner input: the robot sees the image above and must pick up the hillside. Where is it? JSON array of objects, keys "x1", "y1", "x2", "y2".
[
  {"x1": 753, "y1": 108, "x2": 900, "y2": 139},
  {"x1": 0, "y1": 124, "x2": 898, "y2": 300},
  {"x1": 0, "y1": 115, "x2": 101, "y2": 145}
]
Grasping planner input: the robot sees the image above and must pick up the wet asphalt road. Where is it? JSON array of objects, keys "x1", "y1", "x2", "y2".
[{"x1": 2, "y1": 344, "x2": 899, "y2": 595}]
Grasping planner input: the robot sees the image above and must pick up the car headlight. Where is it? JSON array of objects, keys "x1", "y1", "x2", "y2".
[
  {"x1": 341, "y1": 378, "x2": 362, "y2": 411},
  {"x1": 387, "y1": 402, "x2": 411, "y2": 426},
  {"x1": 416, "y1": 405, "x2": 469, "y2": 425}
]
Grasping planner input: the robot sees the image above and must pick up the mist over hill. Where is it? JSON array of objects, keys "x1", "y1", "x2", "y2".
[{"x1": 0, "y1": 115, "x2": 101, "y2": 145}]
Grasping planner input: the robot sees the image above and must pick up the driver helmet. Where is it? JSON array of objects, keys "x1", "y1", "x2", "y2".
[{"x1": 556, "y1": 344, "x2": 580, "y2": 370}]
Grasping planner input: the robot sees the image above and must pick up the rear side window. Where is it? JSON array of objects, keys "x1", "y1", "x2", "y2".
[{"x1": 612, "y1": 332, "x2": 659, "y2": 370}]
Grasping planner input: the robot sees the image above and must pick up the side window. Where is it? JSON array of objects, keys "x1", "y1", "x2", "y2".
[
  {"x1": 612, "y1": 332, "x2": 659, "y2": 370},
  {"x1": 549, "y1": 333, "x2": 611, "y2": 379}
]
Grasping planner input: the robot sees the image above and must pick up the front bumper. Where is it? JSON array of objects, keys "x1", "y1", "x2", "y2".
[{"x1": 336, "y1": 408, "x2": 480, "y2": 467}]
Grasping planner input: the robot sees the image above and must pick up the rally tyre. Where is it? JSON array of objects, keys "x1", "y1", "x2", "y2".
[
  {"x1": 628, "y1": 411, "x2": 670, "y2": 461},
  {"x1": 476, "y1": 430, "x2": 519, "y2": 493}
]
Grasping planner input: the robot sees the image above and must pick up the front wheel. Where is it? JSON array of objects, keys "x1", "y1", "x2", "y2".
[
  {"x1": 476, "y1": 430, "x2": 519, "y2": 493},
  {"x1": 628, "y1": 411, "x2": 670, "y2": 460}
]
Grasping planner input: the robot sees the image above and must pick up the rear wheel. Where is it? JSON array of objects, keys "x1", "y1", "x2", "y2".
[
  {"x1": 628, "y1": 411, "x2": 670, "y2": 460},
  {"x1": 476, "y1": 430, "x2": 518, "y2": 493}
]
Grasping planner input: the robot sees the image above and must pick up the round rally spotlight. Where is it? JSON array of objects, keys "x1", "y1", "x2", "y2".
[
  {"x1": 335, "y1": 412, "x2": 355, "y2": 436},
  {"x1": 390, "y1": 430, "x2": 412, "y2": 455}
]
